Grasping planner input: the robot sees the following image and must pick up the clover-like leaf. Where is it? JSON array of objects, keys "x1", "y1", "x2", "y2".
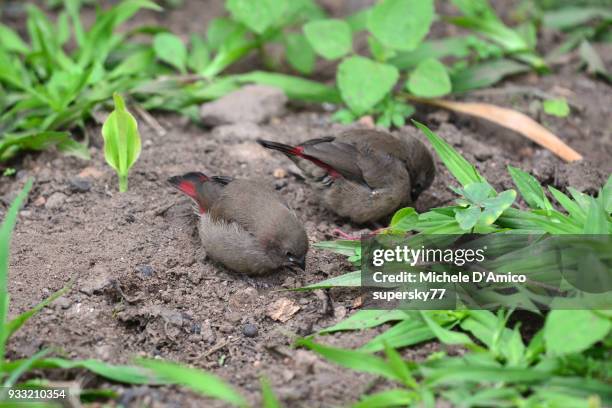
[
  {"x1": 226, "y1": 0, "x2": 287, "y2": 34},
  {"x1": 337, "y1": 56, "x2": 399, "y2": 116},
  {"x1": 367, "y1": 0, "x2": 434, "y2": 51},
  {"x1": 406, "y1": 58, "x2": 452, "y2": 98},
  {"x1": 303, "y1": 19, "x2": 352, "y2": 60}
]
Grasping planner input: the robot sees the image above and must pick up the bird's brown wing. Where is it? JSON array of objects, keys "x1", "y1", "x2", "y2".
[{"x1": 300, "y1": 138, "x2": 366, "y2": 184}]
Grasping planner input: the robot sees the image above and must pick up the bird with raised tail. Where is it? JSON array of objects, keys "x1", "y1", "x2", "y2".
[
  {"x1": 168, "y1": 172, "x2": 308, "y2": 275},
  {"x1": 257, "y1": 129, "x2": 435, "y2": 223}
]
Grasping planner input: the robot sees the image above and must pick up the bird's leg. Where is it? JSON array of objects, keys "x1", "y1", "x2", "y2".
[{"x1": 332, "y1": 228, "x2": 361, "y2": 240}]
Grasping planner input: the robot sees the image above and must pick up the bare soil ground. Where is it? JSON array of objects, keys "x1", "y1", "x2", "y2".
[{"x1": 1, "y1": 1, "x2": 610, "y2": 407}]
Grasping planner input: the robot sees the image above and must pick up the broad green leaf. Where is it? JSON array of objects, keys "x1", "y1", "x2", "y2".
[
  {"x1": 296, "y1": 271, "x2": 361, "y2": 290},
  {"x1": 207, "y1": 18, "x2": 241, "y2": 50},
  {"x1": 187, "y1": 34, "x2": 210, "y2": 74},
  {"x1": 237, "y1": 71, "x2": 340, "y2": 103},
  {"x1": 367, "y1": 0, "x2": 434, "y2": 51},
  {"x1": 332, "y1": 108, "x2": 356, "y2": 124},
  {"x1": 480, "y1": 190, "x2": 516, "y2": 225},
  {"x1": 413, "y1": 121, "x2": 489, "y2": 188},
  {"x1": 284, "y1": 33, "x2": 315, "y2": 74},
  {"x1": 138, "y1": 359, "x2": 247, "y2": 407},
  {"x1": 153, "y1": 33, "x2": 188, "y2": 73},
  {"x1": 406, "y1": 58, "x2": 451, "y2": 98},
  {"x1": 337, "y1": 56, "x2": 399, "y2": 116},
  {"x1": 0, "y1": 180, "x2": 33, "y2": 360},
  {"x1": 389, "y1": 207, "x2": 418, "y2": 232},
  {"x1": 303, "y1": 19, "x2": 352, "y2": 60},
  {"x1": 101, "y1": 93, "x2": 141, "y2": 192},
  {"x1": 0, "y1": 23, "x2": 30, "y2": 54},
  {"x1": 319, "y1": 310, "x2": 409, "y2": 334},
  {"x1": 460, "y1": 182, "x2": 492, "y2": 204},
  {"x1": 544, "y1": 310, "x2": 611, "y2": 355},
  {"x1": 542, "y1": 98, "x2": 570, "y2": 117},
  {"x1": 455, "y1": 206, "x2": 481, "y2": 230},
  {"x1": 226, "y1": 0, "x2": 287, "y2": 34},
  {"x1": 420, "y1": 312, "x2": 473, "y2": 346},
  {"x1": 297, "y1": 338, "x2": 402, "y2": 381},
  {"x1": 367, "y1": 35, "x2": 397, "y2": 62},
  {"x1": 347, "y1": 8, "x2": 372, "y2": 32},
  {"x1": 508, "y1": 166, "x2": 553, "y2": 211}
]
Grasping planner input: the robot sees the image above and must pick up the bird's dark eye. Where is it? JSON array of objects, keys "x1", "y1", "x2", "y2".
[{"x1": 286, "y1": 251, "x2": 293, "y2": 257}]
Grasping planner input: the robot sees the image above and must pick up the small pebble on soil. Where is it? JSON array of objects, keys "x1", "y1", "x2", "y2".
[{"x1": 242, "y1": 323, "x2": 258, "y2": 338}]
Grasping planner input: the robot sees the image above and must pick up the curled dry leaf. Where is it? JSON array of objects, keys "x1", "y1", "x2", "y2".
[
  {"x1": 266, "y1": 297, "x2": 300, "y2": 322},
  {"x1": 408, "y1": 97, "x2": 583, "y2": 162}
]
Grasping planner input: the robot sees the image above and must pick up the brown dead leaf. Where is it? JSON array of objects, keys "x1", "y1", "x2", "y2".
[
  {"x1": 266, "y1": 297, "x2": 300, "y2": 322},
  {"x1": 33, "y1": 196, "x2": 46, "y2": 207},
  {"x1": 409, "y1": 97, "x2": 582, "y2": 162},
  {"x1": 78, "y1": 167, "x2": 104, "y2": 179}
]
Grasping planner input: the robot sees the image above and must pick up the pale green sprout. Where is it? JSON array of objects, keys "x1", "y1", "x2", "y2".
[{"x1": 101, "y1": 93, "x2": 142, "y2": 192}]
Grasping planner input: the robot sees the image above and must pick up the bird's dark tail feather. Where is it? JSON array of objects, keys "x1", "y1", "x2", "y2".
[{"x1": 256, "y1": 139, "x2": 301, "y2": 156}]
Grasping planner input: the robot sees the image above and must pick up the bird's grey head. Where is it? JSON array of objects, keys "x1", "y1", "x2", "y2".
[
  {"x1": 267, "y1": 214, "x2": 309, "y2": 271},
  {"x1": 409, "y1": 139, "x2": 436, "y2": 201}
]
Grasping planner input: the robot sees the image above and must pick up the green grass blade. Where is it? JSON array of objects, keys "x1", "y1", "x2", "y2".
[
  {"x1": 383, "y1": 343, "x2": 418, "y2": 389},
  {"x1": 2, "y1": 358, "x2": 163, "y2": 385},
  {"x1": 0, "y1": 179, "x2": 33, "y2": 364},
  {"x1": 137, "y1": 358, "x2": 247, "y2": 407},
  {"x1": 4, "y1": 281, "x2": 72, "y2": 342},
  {"x1": 3, "y1": 348, "x2": 51, "y2": 388},
  {"x1": 583, "y1": 197, "x2": 609, "y2": 234},
  {"x1": 294, "y1": 271, "x2": 361, "y2": 290},
  {"x1": 547, "y1": 186, "x2": 586, "y2": 224},
  {"x1": 412, "y1": 120, "x2": 490, "y2": 189},
  {"x1": 352, "y1": 389, "x2": 418, "y2": 408},
  {"x1": 318, "y1": 310, "x2": 409, "y2": 334},
  {"x1": 260, "y1": 377, "x2": 281, "y2": 408},
  {"x1": 313, "y1": 240, "x2": 360, "y2": 257},
  {"x1": 237, "y1": 71, "x2": 342, "y2": 103},
  {"x1": 297, "y1": 338, "x2": 402, "y2": 382},
  {"x1": 508, "y1": 165, "x2": 552, "y2": 211},
  {"x1": 424, "y1": 364, "x2": 550, "y2": 385},
  {"x1": 360, "y1": 319, "x2": 434, "y2": 352},
  {"x1": 420, "y1": 312, "x2": 474, "y2": 346}
]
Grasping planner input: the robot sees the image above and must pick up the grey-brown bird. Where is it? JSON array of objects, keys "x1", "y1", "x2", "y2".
[
  {"x1": 257, "y1": 129, "x2": 435, "y2": 223},
  {"x1": 168, "y1": 172, "x2": 308, "y2": 275}
]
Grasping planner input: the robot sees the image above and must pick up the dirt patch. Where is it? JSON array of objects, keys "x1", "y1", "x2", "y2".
[
  {"x1": 1, "y1": 1, "x2": 611, "y2": 407},
  {"x1": 4, "y1": 88, "x2": 610, "y2": 405}
]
